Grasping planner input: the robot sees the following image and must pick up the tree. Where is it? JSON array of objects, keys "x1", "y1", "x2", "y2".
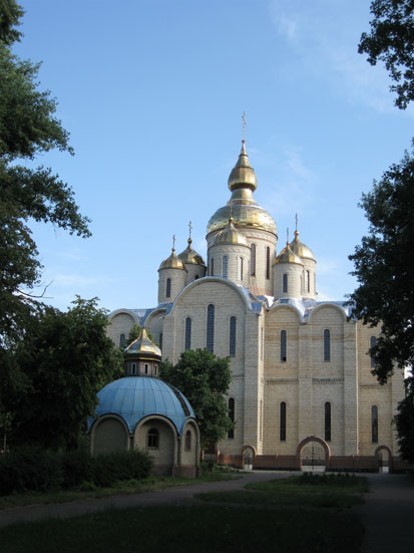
[
  {"x1": 394, "y1": 379, "x2": 414, "y2": 462},
  {"x1": 359, "y1": 0, "x2": 414, "y2": 109},
  {"x1": 349, "y1": 144, "x2": 414, "y2": 383},
  {"x1": 0, "y1": 1, "x2": 90, "y2": 351},
  {"x1": 4, "y1": 298, "x2": 123, "y2": 450},
  {"x1": 160, "y1": 349, "x2": 233, "y2": 449}
]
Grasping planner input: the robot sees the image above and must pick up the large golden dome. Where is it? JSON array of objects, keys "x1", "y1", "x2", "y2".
[{"x1": 207, "y1": 141, "x2": 277, "y2": 237}]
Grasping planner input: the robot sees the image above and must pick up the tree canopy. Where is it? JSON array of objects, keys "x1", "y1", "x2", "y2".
[
  {"x1": 160, "y1": 349, "x2": 232, "y2": 449},
  {"x1": 0, "y1": 0, "x2": 90, "y2": 351},
  {"x1": 349, "y1": 145, "x2": 414, "y2": 383},
  {"x1": 2, "y1": 298, "x2": 123, "y2": 450},
  {"x1": 359, "y1": 0, "x2": 414, "y2": 109}
]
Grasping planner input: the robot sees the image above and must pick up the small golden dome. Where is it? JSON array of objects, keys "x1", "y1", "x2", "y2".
[
  {"x1": 178, "y1": 238, "x2": 206, "y2": 266},
  {"x1": 124, "y1": 327, "x2": 161, "y2": 360},
  {"x1": 158, "y1": 248, "x2": 186, "y2": 271},
  {"x1": 290, "y1": 230, "x2": 315, "y2": 260},
  {"x1": 214, "y1": 218, "x2": 248, "y2": 246},
  {"x1": 228, "y1": 140, "x2": 257, "y2": 192},
  {"x1": 274, "y1": 243, "x2": 303, "y2": 265}
]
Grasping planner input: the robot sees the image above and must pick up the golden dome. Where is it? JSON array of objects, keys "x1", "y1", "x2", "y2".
[
  {"x1": 214, "y1": 218, "x2": 248, "y2": 246},
  {"x1": 274, "y1": 243, "x2": 303, "y2": 265},
  {"x1": 178, "y1": 238, "x2": 206, "y2": 266},
  {"x1": 124, "y1": 327, "x2": 161, "y2": 360},
  {"x1": 158, "y1": 248, "x2": 186, "y2": 271},
  {"x1": 207, "y1": 141, "x2": 277, "y2": 237},
  {"x1": 290, "y1": 230, "x2": 315, "y2": 260}
]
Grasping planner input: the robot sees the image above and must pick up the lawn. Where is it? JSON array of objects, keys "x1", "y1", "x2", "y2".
[{"x1": 0, "y1": 473, "x2": 366, "y2": 553}]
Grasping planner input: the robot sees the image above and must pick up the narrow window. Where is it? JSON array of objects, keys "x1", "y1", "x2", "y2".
[
  {"x1": 229, "y1": 316, "x2": 236, "y2": 357},
  {"x1": 370, "y1": 336, "x2": 377, "y2": 369},
  {"x1": 185, "y1": 317, "x2": 192, "y2": 350},
  {"x1": 280, "y1": 330, "x2": 287, "y2": 362},
  {"x1": 210, "y1": 258, "x2": 215, "y2": 276},
  {"x1": 206, "y1": 304, "x2": 215, "y2": 353},
  {"x1": 119, "y1": 333, "x2": 126, "y2": 348},
  {"x1": 324, "y1": 402, "x2": 331, "y2": 442},
  {"x1": 166, "y1": 277, "x2": 171, "y2": 298},
  {"x1": 266, "y1": 247, "x2": 270, "y2": 279},
  {"x1": 147, "y1": 428, "x2": 159, "y2": 449},
  {"x1": 240, "y1": 257, "x2": 244, "y2": 281},
  {"x1": 251, "y1": 244, "x2": 256, "y2": 276},
  {"x1": 282, "y1": 273, "x2": 288, "y2": 294},
  {"x1": 371, "y1": 405, "x2": 379, "y2": 443},
  {"x1": 280, "y1": 402, "x2": 286, "y2": 441},
  {"x1": 159, "y1": 332, "x2": 163, "y2": 350},
  {"x1": 144, "y1": 363, "x2": 149, "y2": 375},
  {"x1": 223, "y1": 255, "x2": 228, "y2": 279},
  {"x1": 185, "y1": 430, "x2": 192, "y2": 451},
  {"x1": 228, "y1": 398, "x2": 235, "y2": 439},
  {"x1": 305, "y1": 270, "x2": 310, "y2": 293},
  {"x1": 324, "y1": 329, "x2": 331, "y2": 362}
]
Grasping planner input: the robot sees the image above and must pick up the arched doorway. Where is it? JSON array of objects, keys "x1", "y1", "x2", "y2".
[
  {"x1": 375, "y1": 445, "x2": 392, "y2": 473},
  {"x1": 296, "y1": 436, "x2": 331, "y2": 472},
  {"x1": 241, "y1": 445, "x2": 255, "y2": 470}
]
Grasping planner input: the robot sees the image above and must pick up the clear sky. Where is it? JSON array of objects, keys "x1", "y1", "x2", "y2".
[{"x1": 14, "y1": 0, "x2": 414, "y2": 313}]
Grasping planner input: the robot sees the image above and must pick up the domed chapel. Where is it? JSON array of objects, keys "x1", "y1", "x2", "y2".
[{"x1": 107, "y1": 139, "x2": 406, "y2": 472}]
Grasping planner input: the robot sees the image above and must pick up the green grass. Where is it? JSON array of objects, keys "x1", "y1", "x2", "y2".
[
  {"x1": 196, "y1": 473, "x2": 368, "y2": 509},
  {"x1": 0, "y1": 473, "x2": 366, "y2": 553}
]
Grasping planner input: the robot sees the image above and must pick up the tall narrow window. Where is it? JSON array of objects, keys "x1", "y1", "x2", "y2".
[
  {"x1": 371, "y1": 405, "x2": 379, "y2": 443},
  {"x1": 159, "y1": 332, "x2": 163, "y2": 350},
  {"x1": 305, "y1": 270, "x2": 310, "y2": 293},
  {"x1": 324, "y1": 329, "x2": 331, "y2": 362},
  {"x1": 251, "y1": 244, "x2": 256, "y2": 276},
  {"x1": 185, "y1": 430, "x2": 192, "y2": 451},
  {"x1": 280, "y1": 402, "x2": 286, "y2": 441},
  {"x1": 239, "y1": 257, "x2": 244, "y2": 281},
  {"x1": 166, "y1": 277, "x2": 171, "y2": 298},
  {"x1": 280, "y1": 330, "x2": 287, "y2": 362},
  {"x1": 324, "y1": 402, "x2": 331, "y2": 442},
  {"x1": 228, "y1": 398, "x2": 235, "y2": 439},
  {"x1": 210, "y1": 258, "x2": 214, "y2": 276},
  {"x1": 119, "y1": 333, "x2": 126, "y2": 348},
  {"x1": 147, "y1": 428, "x2": 159, "y2": 449},
  {"x1": 370, "y1": 336, "x2": 377, "y2": 369},
  {"x1": 229, "y1": 316, "x2": 237, "y2": 357},
  {"x1": 282, "y1": 273, "x2": 288, "y2": 294},
  {"x1": 206, "y1": 304, "x2": 215, "y2": 353},
  {"x1": 223, "y1": 255, "x2": 228, "y2": 279},
  {"x1": 266, "y1": 247, "x2": 270, "y2": 279},
  {"x1": 185, "y1": 317, "x2": 192, "y2": 350}
]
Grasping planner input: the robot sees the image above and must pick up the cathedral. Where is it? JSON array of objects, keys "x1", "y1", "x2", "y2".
[{"x1": 107, "y1": 139, "x2": 405, "y2": 472}]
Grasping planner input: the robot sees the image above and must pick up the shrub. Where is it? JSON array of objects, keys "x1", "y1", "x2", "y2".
[
  {"x1": 92, "y1": 449, "x2": 152, "y2": 487},
  {"x1": 60, "y1": 449, "x2": 94, "y2": 489}
]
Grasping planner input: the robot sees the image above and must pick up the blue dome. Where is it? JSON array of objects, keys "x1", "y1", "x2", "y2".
[{"x1": 91, "y1": 377, "x2": 195, "y2": 435}]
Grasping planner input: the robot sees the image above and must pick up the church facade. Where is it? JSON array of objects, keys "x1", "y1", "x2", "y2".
[{"x1": 108, "y1": 140, "x2": 405, "y2": 471}]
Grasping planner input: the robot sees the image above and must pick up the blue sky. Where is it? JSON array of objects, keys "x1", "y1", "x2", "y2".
[{"x1": 14, "y1": 0, "x2": 414, "y2": 313}]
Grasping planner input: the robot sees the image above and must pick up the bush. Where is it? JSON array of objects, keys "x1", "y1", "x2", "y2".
[
  {"x1": 60, "y1": 449, "x2": 94, "y2": 489},
  {"x1": 92, "y1": 449, "x2": 153, "y2": 487}
]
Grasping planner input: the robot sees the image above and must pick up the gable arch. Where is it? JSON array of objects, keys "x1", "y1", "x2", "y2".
[{"x1": 309, "y1": 302, "x2": 348, "y2": 323}]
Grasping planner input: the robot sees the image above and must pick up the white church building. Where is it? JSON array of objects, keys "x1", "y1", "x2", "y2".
[{"x1": 108, "y1": 140, "x2": 406, "y2": 472}]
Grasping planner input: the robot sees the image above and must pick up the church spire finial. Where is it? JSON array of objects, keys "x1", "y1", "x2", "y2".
[
  {"x1": 172, "y1": 234, "x2": 176, "y2": 252},
  {"x1": 242, "y1": 111, "x2": 246, "y2": 143}
]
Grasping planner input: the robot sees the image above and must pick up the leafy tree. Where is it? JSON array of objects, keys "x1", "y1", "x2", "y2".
[
  {"x1": 0, "y1": 1, "x2": 90, "y2": 351},
  {"x1": 394, "y1": 378, "x2": 414, "y2": 462},
  {"x1": 160, "y1": 349, "x2": 232, "y2": 449},
  {"x1": 4, "y1": 298, "x2": 123, "y2": 450},
  {"x1": 359, "y1": 0, "x2": 414, "y2": 109},
  {"x1": 349, "y1": 145, "x2": 414, "y2": 383}
]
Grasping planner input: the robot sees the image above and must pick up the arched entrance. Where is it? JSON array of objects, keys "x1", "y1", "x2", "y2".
[
  {"x1": 241, "y1": 445, "x2": 255, "y2": 470},
  {"x1": 375, "y1": 445, "x2": 392, "y2": 473},
  {"x1": 296, "y1": 436, "x2": 331, "y2": 472}
]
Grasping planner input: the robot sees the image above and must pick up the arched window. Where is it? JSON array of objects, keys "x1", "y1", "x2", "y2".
[
  {"x1": 185, "y1": 317, "x2": 192, "y2": 350},
  {"x1": 166, "y1": 277, "x2": 171, "y2": 298},
  {"x1": 282, "y1": 273, "x2": 288, "y2": 294},
  {"x1": 324, "y1": 329, "x2": 331, "y2": 362},
  {"x1": 210, "y1": 258, "x2": 215, "y2": 276},
  {"x1": 147, "y1": 428, "x2": 159, "y2": 449},
  {"x1": 239, "y1": 257, "x2": 244, "y2": 281},
  {"x1": 251, "y1": 244, "x2": 256, "y2": 276},
  {"x1": 266, "y1": 247, "x2": 270, "y2": 279},
  {"x1": 223, "y1": 255, "x2": 228, "y2": 279},
  {"x1": 370, "y1": 336, "x2": 377, "y2": 369},
  {"x1": 159, "y1": 332, "x2": 163, "y2": 350},
  {"x1": 229, "y1": 316, "x2": 236, "y2": 357},
  {"x1": 144, "y1": 363, "x2": 149, "y2": 375},
  {"x1": 280, "y1": 402, "x2": 286, "y2": 441},
  {"x1": 324, "y1": 402, "x2": 331, "y2": 442},
  {"x1": 371, "y1": 405, "x2": 379, "y2": 443},
  {"x1": 185, "y1": 430, "x2": 192, "y2": 451},
  {"x1": 280, "y1": 330, "x2": 287, "y2": 362},
  {"x1": 228, "y1": 398, "x2": 235, "y2": 439},
  {"x1": 119, "y1": 333, "x2": 126, "y2": 348},
  {"x1": 206, "y1": 304, "x2": 215, "y2": 352},
  {"x1": 305, "y1": 270, "x2": 310, "y2": 293}
]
